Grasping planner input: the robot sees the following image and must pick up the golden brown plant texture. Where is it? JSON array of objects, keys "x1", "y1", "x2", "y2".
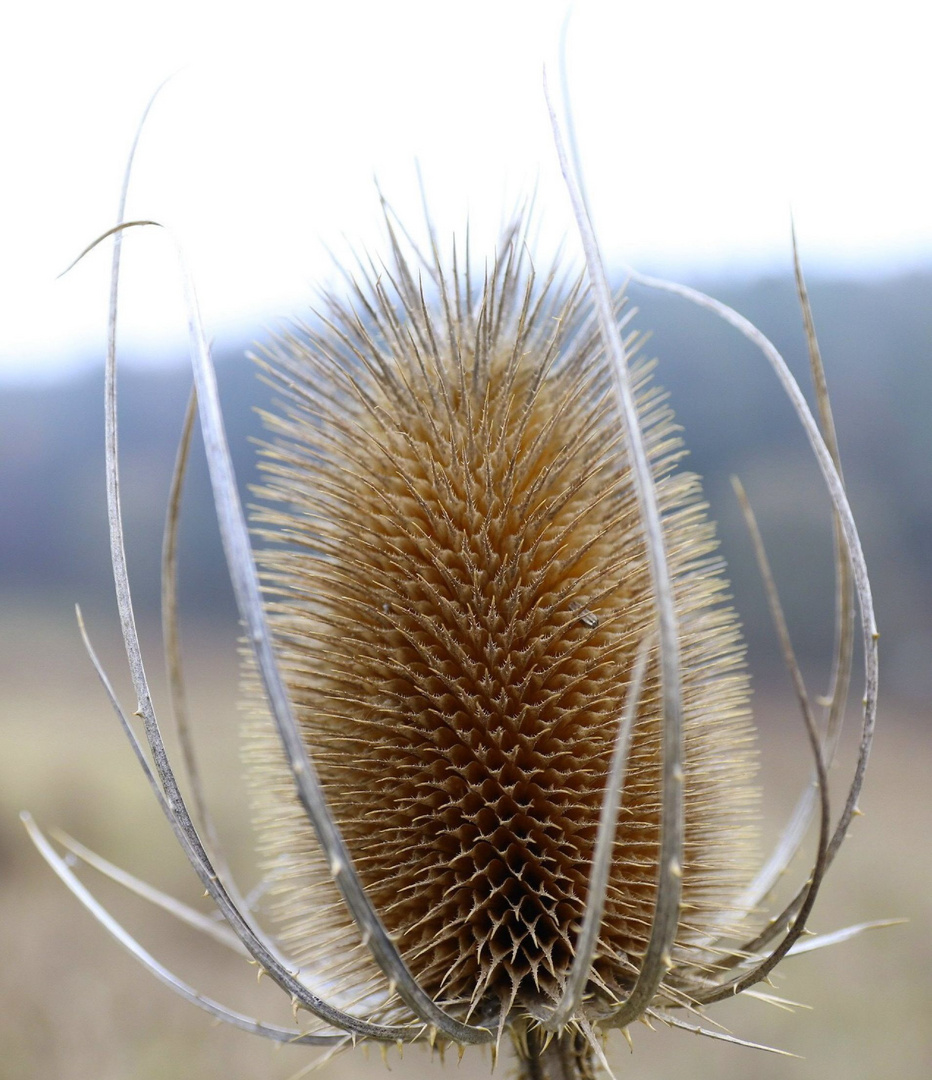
[
  {"x1": 246, "y1": 213, "x2": 758, "y2": 1048},
  {"x1": 24, "y1": 114, "x2": 879, "y2": 1080}
]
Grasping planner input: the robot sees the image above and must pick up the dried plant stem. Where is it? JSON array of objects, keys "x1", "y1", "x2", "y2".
[{"x1": 523, "y1": 1030, "x2": 598, "y2": 1080}]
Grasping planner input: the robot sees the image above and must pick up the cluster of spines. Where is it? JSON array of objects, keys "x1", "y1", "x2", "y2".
[{"x1": 242, "y1": 217, "x2": 758, "y2": 1032}]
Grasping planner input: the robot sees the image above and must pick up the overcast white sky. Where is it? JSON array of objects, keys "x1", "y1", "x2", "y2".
[{"x1": 2, "y1": 0, "x2": 929, "y2": 380}]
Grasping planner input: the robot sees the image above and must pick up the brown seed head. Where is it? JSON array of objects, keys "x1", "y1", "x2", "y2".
[{"x1": 244, "y1": 212, "x2": 759, "y2": 1033}]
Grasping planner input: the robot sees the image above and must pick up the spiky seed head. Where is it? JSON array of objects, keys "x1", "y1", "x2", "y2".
[{"x1": 244, "y1": 212, "x2": 759, "y2": 1045}]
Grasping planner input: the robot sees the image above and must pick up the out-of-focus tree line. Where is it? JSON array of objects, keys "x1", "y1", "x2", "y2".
[{"x1": 1, "y1": 269, "x2": 929, "y2": 703}]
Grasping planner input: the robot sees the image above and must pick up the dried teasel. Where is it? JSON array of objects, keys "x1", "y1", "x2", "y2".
[{"x1": 24, "y1": 84, "x2": 882, "y2": 1080}]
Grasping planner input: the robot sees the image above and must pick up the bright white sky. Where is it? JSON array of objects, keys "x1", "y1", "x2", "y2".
[{"x1": 2, "y1": 0, "x2": 929, "y2": 380}]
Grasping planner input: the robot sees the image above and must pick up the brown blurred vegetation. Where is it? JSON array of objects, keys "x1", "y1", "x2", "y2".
[{"x1": 1, "y1": 267, "x2": 930, "y2": 1077}]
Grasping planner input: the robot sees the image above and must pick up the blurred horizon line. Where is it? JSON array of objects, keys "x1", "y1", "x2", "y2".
[{"x1": 5, "y1": 253, "x2": 931, "y2": 387}]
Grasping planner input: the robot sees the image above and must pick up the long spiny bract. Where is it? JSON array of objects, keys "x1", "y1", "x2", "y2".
[{"x1": 242, "y1": 216, "x2": 759, "y2": 1051}]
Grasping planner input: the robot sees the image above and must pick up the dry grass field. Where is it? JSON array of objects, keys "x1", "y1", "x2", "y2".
[{"x1": 2, "y1": 604, "x2": 929, "y2": 1080}]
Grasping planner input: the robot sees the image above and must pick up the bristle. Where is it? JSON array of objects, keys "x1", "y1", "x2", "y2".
[{"x1": 243, "y1": 217, "x2": 758, "y2": 1029}]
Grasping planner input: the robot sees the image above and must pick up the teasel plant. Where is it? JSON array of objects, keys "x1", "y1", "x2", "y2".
[{"x1": 23, "y1": 78, "x2": 885, "y2": 1080}]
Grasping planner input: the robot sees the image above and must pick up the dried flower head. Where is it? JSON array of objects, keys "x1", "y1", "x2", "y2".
[
  {"x1": 243, "y1": 208, "x2": 761, "y2": 1051},
  {"x1": 25, "y1": 85, "x2": 880, "y2": 1080}
]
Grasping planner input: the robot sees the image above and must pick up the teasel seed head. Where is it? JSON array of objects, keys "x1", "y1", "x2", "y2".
[{"x1": 243, "y1": 209, "x2": 760, "y2": 1061}]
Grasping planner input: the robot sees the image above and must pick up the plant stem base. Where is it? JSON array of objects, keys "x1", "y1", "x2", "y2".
[{"x1": 518, "y1": 1029, "x2": 599, "y2": 1080}]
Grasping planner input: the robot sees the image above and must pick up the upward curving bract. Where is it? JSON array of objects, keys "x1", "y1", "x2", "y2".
[{"x1": 244, "y1": 212, "x2": 759, "y2": 1056}]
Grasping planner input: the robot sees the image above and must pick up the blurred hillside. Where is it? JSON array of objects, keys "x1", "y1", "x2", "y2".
[{"x1": 1, "y1": 267, "x2": 929, "y2": 703}]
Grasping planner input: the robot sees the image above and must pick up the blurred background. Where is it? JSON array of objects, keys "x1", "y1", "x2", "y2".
[{"x1": 1, "y1": 2, "x2": 930, "y2": 1078}]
